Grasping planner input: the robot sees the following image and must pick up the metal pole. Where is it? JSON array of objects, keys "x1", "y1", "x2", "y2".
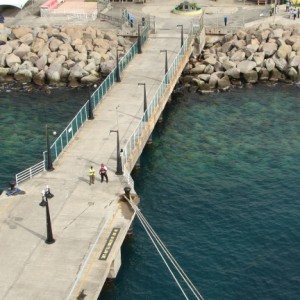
[
  {"x1": 88, "y1": 86, "x2": 94, "y2": 120},
  {"x1": 116, "y1": 48, "x2": 121, "y2": 82},
  {"x1": 110, "y1": 130, "x2": 123, "y2": 175},
  {"x1": 45, "y1": 195, "x2": 55, "y2": 244},
  {"x1": 177, "y1": 25, "x2": 183, "y2": 48},
  {"x1": 138, "y1": 24, "x2": 142, "y2": 54},
  {"x1": 138, "y1": 83, "x2": 147, "y2": 121},
  {"x1": 160, "y1": 50, "x2": 168, "y2": 75},
  {"x1": 46, "y1": 124, "x2": 54, "y2": 171}
]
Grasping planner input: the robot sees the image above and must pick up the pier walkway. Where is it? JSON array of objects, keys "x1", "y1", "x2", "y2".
[{"x1": 0, "y1": 3, "x2": 203, "y2": 299}]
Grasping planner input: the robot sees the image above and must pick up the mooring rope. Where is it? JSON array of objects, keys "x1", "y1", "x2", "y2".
[{"x1": 124, "y1": 195, "x2": 205, "y2": 300}]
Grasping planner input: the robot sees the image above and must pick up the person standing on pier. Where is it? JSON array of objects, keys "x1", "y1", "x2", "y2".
[
  {"x1": 99, "y1": 163, "x2": 108, "y2": 183},
  {"x1": 224, "y1": 16, "x2": 228, "y2": 26},
  {"x1": 89, "y1": 166, "x2": 95, "y2": 185}
]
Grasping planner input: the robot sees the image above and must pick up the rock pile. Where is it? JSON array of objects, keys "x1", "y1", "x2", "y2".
[
  {"x1": 182, "y1": 24, "x2": 300, "y2": 93},
  {"x1": 0, "y1": 24, "x2": 132, "y2": 87}
]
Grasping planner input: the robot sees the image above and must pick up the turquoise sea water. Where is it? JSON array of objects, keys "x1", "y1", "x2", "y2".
[
  {"x1": 1, "y1": 84, "x2": 299, "y2": 299},
  {"x1": 0, "y1": 87, "x2": 88, "y2": 193},
  {"x1": 99, "y1": 84, "x2": 300, "y2": 300}
]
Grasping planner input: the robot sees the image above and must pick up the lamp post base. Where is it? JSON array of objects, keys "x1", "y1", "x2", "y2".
[{"x1": 45, "y1": 238, "x2": 55, "y2": 244}]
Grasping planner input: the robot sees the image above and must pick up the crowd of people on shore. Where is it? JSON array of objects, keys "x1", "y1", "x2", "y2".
[{"x1": 285, "y1": 1, "x2": 300, "y2": 19}]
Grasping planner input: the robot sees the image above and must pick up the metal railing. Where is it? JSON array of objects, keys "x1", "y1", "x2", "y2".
[
  {"x1": 15, "y1": 16, "x2": 151, "y2": 186},
  {"x1": 15, "y1": 160, "x2": 46, "y2": 184}
]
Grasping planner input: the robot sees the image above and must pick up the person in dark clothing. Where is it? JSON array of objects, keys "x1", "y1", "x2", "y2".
[
  {"x1": 224, "y1": 16, "x2": 228, "y2": 26},
  {"x1": 99, "y1": 163, "x2": 108, "y2": 183}
]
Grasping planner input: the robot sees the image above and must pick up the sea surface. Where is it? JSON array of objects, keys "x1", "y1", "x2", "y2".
[
  {"x1": 1, "y1": 84, "x2": 300, "y2": 300},
  {"x1": 99, "y1": 84, "x2": 300, "y2": 300}
]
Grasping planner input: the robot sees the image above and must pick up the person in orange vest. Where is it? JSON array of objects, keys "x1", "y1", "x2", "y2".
[
  {"x1": 99, "y1": 163, "x2": 108, "y2": 183},
  {"x1": 89, "y1": 166, "x2": 95, "y2": 185}
]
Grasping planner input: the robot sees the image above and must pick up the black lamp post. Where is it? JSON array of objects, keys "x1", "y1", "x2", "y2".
[
  {"x1": 39, "y1": 185, "x2": 55, "y2": 244},
  {"x1": 138, "y1": 82, "x2": 148, "y2": 121},
  {"x1": 116, "y1": 48, "x2": 121, "y2": 82},
  {"x1": 160, "y1": 50, "x2": 168, "y2": 75},
  {"x1": 46, "y1": 124, "x2": 55, "y2": 171},
  {"x1": 177, "y1": 24, "x2": 183, "y2": 48},
  {"x1": 137, "y1": 24, "x2": 142, "y2": 54},
  {"x1": 110, "y1": 130, "x2": 123, "y2": 175},
  {"x1": 88, "y1": 85, "x2": 95, "y2": 120}
]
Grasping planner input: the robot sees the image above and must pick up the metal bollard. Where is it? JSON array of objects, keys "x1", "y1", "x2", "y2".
[{"x1": 124, "y1": 187, "x2": 131, "y2": 200}]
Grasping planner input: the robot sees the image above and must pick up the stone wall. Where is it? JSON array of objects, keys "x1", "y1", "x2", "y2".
[
  {"x1": 0, "y1": 24, "x2": 133, "y2": 87},
  {"x1": 181, "y1": 23, "x2": 300, "y2": 93}
]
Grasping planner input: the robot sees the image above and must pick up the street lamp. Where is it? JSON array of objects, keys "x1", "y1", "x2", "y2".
[
  {"x1": 109, "y1": 129, "x2": 123, "y2": 175},
  {"x1": 88, "y1": 84, "x2": 97, "y2": 120},
  {"x1": 160, "y1": 50, "x2": 168, "y2": 75},
  {"x1": 177, "y1": 25, "x2": 183, "y2": 48},
  {"x1": 137, "y1": 24, "x2": 142, "y2": 54},
  {"x1": 46, "y1": 125, "x2": 56, "y2": 171},
  {"x1": 39, "y1": 185, "x2": 55, "y2": 244},
  {"x1": 138, "y1": 82, "x2": 148, "y2": 121},
  {"x1": 116, "y1": 48, "x2": 122, "y2": 82}
]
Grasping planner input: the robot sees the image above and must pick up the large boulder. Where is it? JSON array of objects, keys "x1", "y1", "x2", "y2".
[
  {"x1": 11, "y1": 27, "x2": 32, "y2": 39},
  {"x1": 46, "y1": 63, "x2": 63, "y2": 85},
  {"x1": 230, "y1": 49, "x2": 245, "y2": 62},
  {"x1": 272, "y1": 55, "x2": 288, "y2": 71},
  {"x1": 289, "y1": 55, "x2": 300, "y2": 67},
  {"x1": 35, "y1": 55, "x2": 48, "y2": 70},
  {"x1": 261, "y1": 42, "x2": 278, "y2": 57},
  {"x1": 218, "y1": 75, "x2": 231, "y2": 91},
  {"x1": 99, "y1": 60, "x2": 115, "y2": 76},
  {"x1": 0, "y1": 67, "x2": 9, "y2": 78},
  {"x1": 243, "y1": 70, "x2": 258, "y2": 83},
  {"x1": 81, "y1": 74, "x2": 100, "y2": 83},
  {"x1": 237, "y1": 60, "x2": 256, "y2": 73},
  {"x1": 6, "y1": 53, "x2": 21, "y2": 67},
  {"x1": 198, "y1": 74, "x2": 211, "y2": 82},
  {"x1": 225, "y1": 67, "x2": 240, "y2": 79},
  {"x1": 33, "y1": 70, "x2": 46, "y2": 85},
  {"x1": 13, "y1": 43, "x2": 30, "y2": 59},
  {"x1": 190, "y1": 64, "x2": 206, "y2": 75},
  {"x1": 258, "y1": 67, "x2": 269, "y2": 80},
  {"x1": 14, "y1": 69, "x2": 32, "y2": 82},
  {"x1": 19, "y1": 33, "x2": 34, "y2": 45},
  {"x1": 69, "y1": 63, "x2": 89, "y2": 80},
  {"x1": 286, "y1": 67, "x2": 299, "y2": 81},
  {"x1": 49, "y1": 38, "x2": 63, "y2": 52},
  {"x1": 277, "y1": 44, "x2": 292, "y2": 59},
  {"x1": 38, "y1": 45, "x2": 51, "y2": 57},
  {"x1": 0, "y1": 43, "x2": 13, "y2": 54},
  {"x1": 31, "y1": 38, "x2": 46, "y2": 53},
  {"x1": 292, "y1": 41, "x2": 300, "y2": 52},
  {"x1": 265, "y1": 58, "x2": 276, "y2": 71},
  {"x1": 253, "y1": 52, "x2": 265, "y2": 66}
]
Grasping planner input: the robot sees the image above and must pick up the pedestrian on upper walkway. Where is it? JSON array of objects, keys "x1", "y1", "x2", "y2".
[
  {"x1": 99, "y1": 163, "x2": 108, "y2": 183},
  {"x1": 224, "y1": 16, "x2": 228, "y2": 26},
  {"x1": 89, "y1": 166, "x2": 95, "y2": 185}
]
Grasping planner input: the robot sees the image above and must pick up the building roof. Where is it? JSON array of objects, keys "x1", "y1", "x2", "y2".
[{"x1": 0, "y1": 0, "x2": 30, "y2": 9}]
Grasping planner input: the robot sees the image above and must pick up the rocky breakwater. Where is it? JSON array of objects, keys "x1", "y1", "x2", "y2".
[
  {"x1": 0, "y1": 24, "x2": 132, "y2": 87},
  {"x1": 182, "y1": 24, "x2": 300, "y2": 93}
]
